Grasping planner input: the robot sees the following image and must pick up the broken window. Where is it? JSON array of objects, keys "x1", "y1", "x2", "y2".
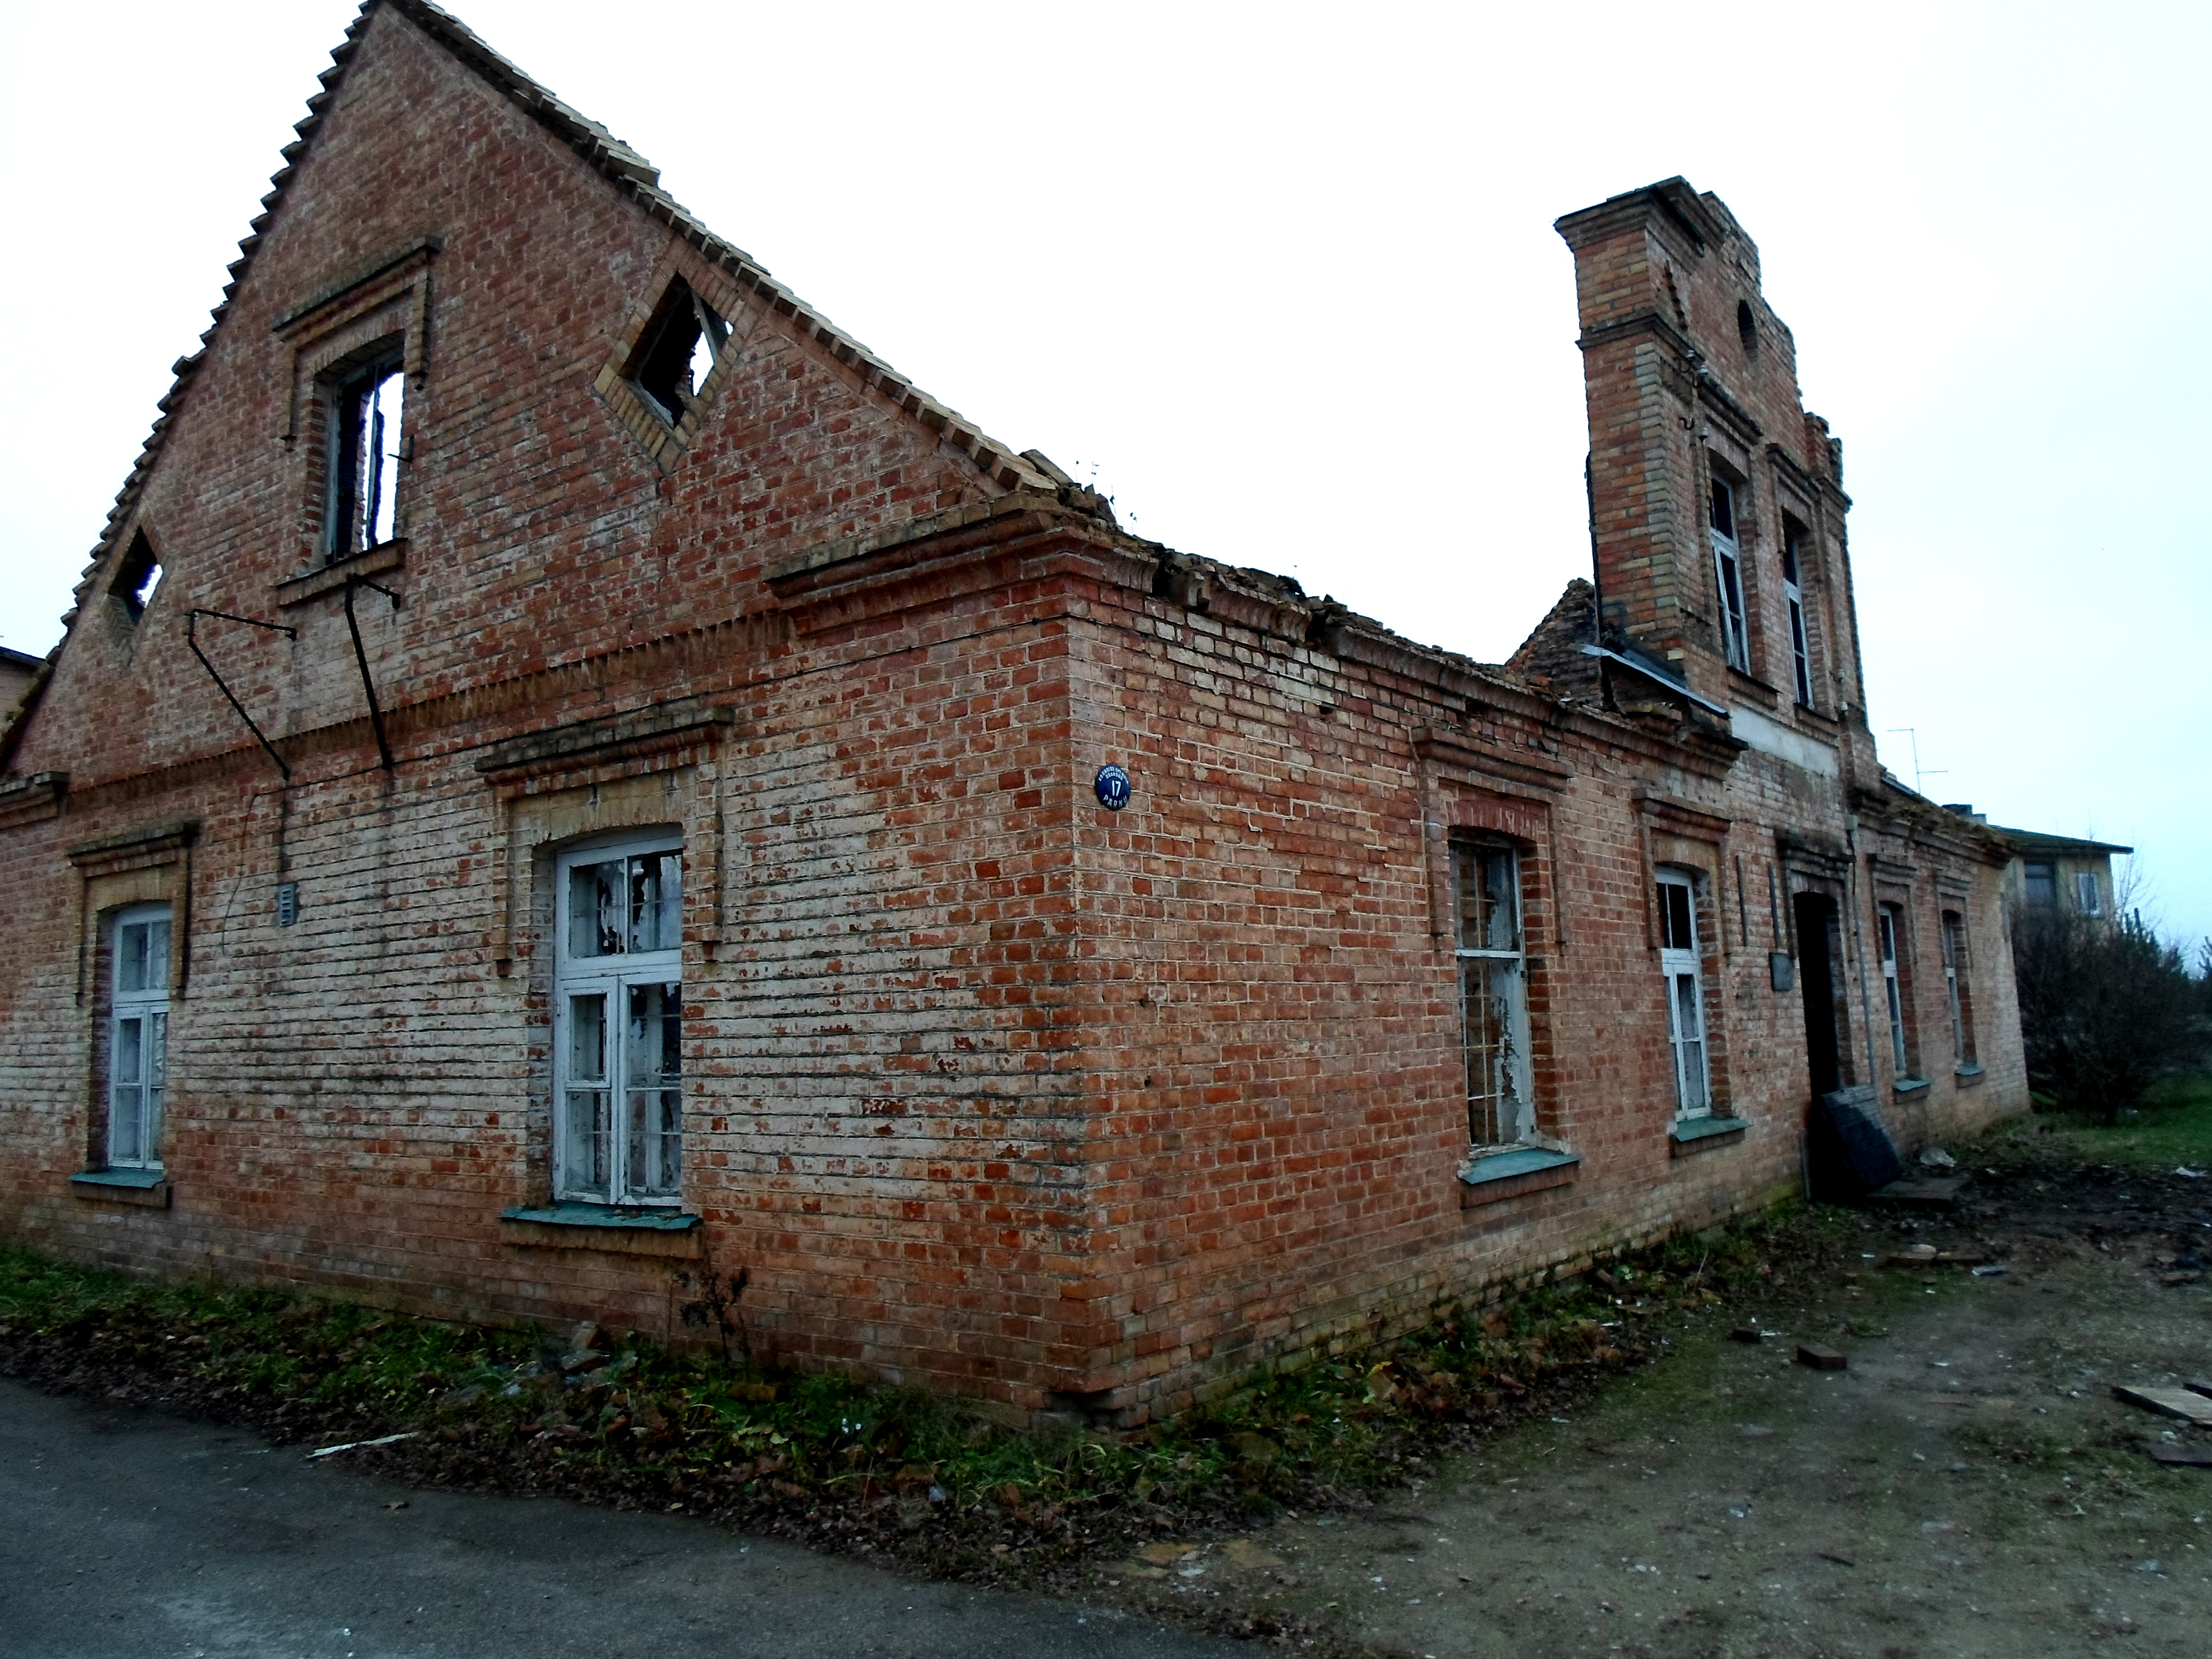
[
  {"x1": 1940, "y1": 910, "x2": 1977, "y2": 1066},
  {"x1": 1454, "y1": 841, "x2": 1531, "y2": 1147},
  {"x1": 2022, "y1": 861, "x2": 2056, "y2": 908},
  {"x1": 107, "y1": 904, "x2": 170, "y2": 1170},
  {"x1": 554, "y1": 839, "x2": 684, "y2": 1205},
  {"x1": 1780, "y1": 518, "x2": 1815, "y2": 707},
  {"x1": 2074, "y1": 871, "x2": 2102, "y2": 916},
  {"x1": 327, "y1": 353, "x2": 405, "y2": 560},
  {"x1": 627, "y1": 279, "x2": 732, "y2": 425},
  {"x1": 1708, "y1": 475, "x2": 1751, "y2": 673},
  {"x1": 1877, "y1": 904, "x2": 1918, "y2": 1081},
  {"x1": 1657, "y1": 869, "x2": 1710, "y2": 1117},
  {"x1": 110, "y1": 532, "x2": 164, "y2": 622}
]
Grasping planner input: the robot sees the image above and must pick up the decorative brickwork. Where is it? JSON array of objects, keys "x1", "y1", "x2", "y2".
[{"x1": 0, "y1": 4, "x2": 2025, "y2": 1422}]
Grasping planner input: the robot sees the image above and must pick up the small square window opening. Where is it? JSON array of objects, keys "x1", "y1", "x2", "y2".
[
  {"x1": 629, "y1": 279, "x2": 732, "y2": 425},
  {"x1": 2022, "y1": 860, "x2": 2056, "y2": 908},
  {"x1": 110, "y1": 532, "x2": 163, "y2": 623}
]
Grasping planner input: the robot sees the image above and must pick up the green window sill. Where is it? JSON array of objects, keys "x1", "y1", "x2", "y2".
[
  {"x1": 500, "y1": 1203, "x2": 698, "y2": 1231},
  {"x1": 1893, "y1": 1077, "x2": 1932, "y2": 1099},
  {"x1": 1670, "y1": 1116, "x2": 1749, "y2": 1156},
  {"x1": 1457, "y1": 1146, "x2": 1580, "y2": 1208},
  {"x1": 72, "y1": 1166, "x2": 168, "y2": 1189}
]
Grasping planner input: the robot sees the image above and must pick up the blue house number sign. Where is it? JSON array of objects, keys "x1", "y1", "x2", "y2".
[{"x1": 1094, "y1": 764, "x2": 1131, "y2": 811}]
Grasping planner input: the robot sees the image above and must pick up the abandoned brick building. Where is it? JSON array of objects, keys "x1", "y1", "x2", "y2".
[{"x1": 0, "y1": 0, "x2": 2026, "y2": 1421}]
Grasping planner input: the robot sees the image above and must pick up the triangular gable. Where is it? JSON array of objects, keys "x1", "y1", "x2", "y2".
[{"x1": 3, "y1": 0, "x2": 1047, "y2": 777}]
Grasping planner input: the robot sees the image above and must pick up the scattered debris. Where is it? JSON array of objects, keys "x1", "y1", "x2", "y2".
[
  {"x1": 307, "y1": 1431, "x2": 419, "y2": 1459},
  {"x1": 384, "y1": 1500, "x2": 409, "y2": 1510},
  {"x1": 2148, "y1": 1444, "x2": 2212, "y2": 1467},
  {"x1": 2188, "y1": 1380, "x2": 2212, "y2": 1401},
  {"x1": 1918, "y1": 1148, "x2": 1958, "y2": 1170},
  {"x1": 2176, "y1": 1167, "x2": 2206, "y2": 1179},
  {"x1": 1728, "y1": 1326, "x2": 1767, "y2": 1344},
  {"x1": 2112, "y1": 1386, "x2": 2212, "y2": 1427},
  {"x1": 1971, "y1": 1264, "x2": 2009, "y2": 1278},
  {"x1": 1797, "y1": 1345, "x2": 1848, "y2": 1372},
  {"x1": 1883, "y1": 1245, "x2": 1988, "y2": 1268},
  {"x1": 1221, "y1": 1538, "x2": 1284, "y2": 1570},
  {"x1": 1815, "y1": 1550, "x2": 1857, "y2": 1567}
]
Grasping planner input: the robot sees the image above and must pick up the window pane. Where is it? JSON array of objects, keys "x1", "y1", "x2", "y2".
[
  {"x1": 625, "y1": 980, "x2": 683, "y2": 1198},
  {"x1": 365, "y1": 369, "x2": 404, "y2": 548},
  {"x1": 1879, "y1": 912, "x2": 1897, "y2": 964},
  {"x1": 562, "y1": 992, "x2": 611, "y2": 1200},
  {"x1": 146, "y1": 918, "x2": 170, "y2": 987},
  {"x1": 1660, "y1": 882, "x2": 1695, "y2": 952},
  {"x1": 628, "y1": 852, "x2": 683, "y2": 953},
  {"x1": 1672, "y1": 973, "x2": 1708, "y2": 1113},
  {"x1": 145, "y1": 1011, "x2": 166, "y2": 1159},
  {"x1": 119, "y1": 924, "x2": 147, "y2": 994},
  {"x1": 114, "y1": 1016, "x2": 143, "y2": 1086},
  {"x1": 1480, "y1": 849, "x2": 1516, "y2": 951},
  {"x1": 569, "y1": 860, "x2": 624, "y2": 957},
  {"x1": 111, "y1": 1015, "x2": 144, "y2": 1163}
]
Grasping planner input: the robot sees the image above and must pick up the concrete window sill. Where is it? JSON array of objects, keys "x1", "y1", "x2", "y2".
[
  {"x1": 1669, "y1": 1116, "x2": 1749, "y2": 1156},
  {"x1": 499, "y1": 1203, "x2": 703, "y2": 1258},
  {"x1": 1893, "y1": 1077, "x2": 1932, "y2": 1100},
  {"x1": 71, "y1": 1168, "x2": 171, "y2": 1207},
  {"x1": 1954, "y1": 1063, "x2": 1985, "y2": 1086},
  {"x1": 1458, "y1": 1146, "x2": 1580, "y2": 1208}
]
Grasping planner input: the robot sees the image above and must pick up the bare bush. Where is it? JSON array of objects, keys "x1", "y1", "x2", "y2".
[{"x1": 2011, "y1": 905, "x2": 2202, "y2": 1123}]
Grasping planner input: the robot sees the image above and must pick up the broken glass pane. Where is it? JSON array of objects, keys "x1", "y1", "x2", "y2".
[
  {"x1": 562, "y1": 991, "x2": 611, "y2": 1200},
  {"x1": 625, "y1": 979, "x2": 682, "y2": 1198}
]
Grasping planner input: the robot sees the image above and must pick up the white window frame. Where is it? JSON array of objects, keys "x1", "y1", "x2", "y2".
[
  {"x1": 1656, "y1": 869, "x2": 1711, "y2": 1118},
  {"x1": 107, "y1": 902, "x2": 171, "y2": 1170},
  {"x1": 552, "y1": 835, "x2": 686, "y2": 1207},
  {"x1": 1453, "y1": 841, "x2": 1533, "y2": 1148},
  {"x1": 1878, "y1": 905, "x2": 1911, "y2": 1077},
  {"x1": 1708, "y1": 475, "x2": 1751, "y2": 674},
  {"x1": 2074, "y1": 871, "x2": 2102, "y2": 916},
  {"x1": 1781, "y1": 522, "x2": 1815, "y2": 707}
]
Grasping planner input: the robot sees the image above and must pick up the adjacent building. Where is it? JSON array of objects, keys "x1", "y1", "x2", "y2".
[{"x1": 0, "y1": 0, "x2": 2027, "y2": 1422}]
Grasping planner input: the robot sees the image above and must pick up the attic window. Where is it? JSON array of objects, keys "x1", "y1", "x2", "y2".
[
  {"x1": 328, "y1": 352, "x2": 406, "y2": 560},
  {"x1": 1736, "y1": 300, "x2": 1758, "y2": 353},
  {"x1": 111, "y1": 533, "x2": 163, "y2": 622},
  {"x1": 628, "y1": 279, "x2": 731, "y2": 424}
]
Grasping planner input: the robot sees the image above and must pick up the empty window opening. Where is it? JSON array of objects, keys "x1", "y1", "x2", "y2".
[
  {"x1": 328, "y1": 355, "x2": 405, "y2": 560},
  {"x1": 629, "y1": 279, "x2": 732, "y2": 425},
  {"x1": 1708, "y1": 474, "x2": 1751, "y2": 673},
  {"x1": 111, "y1": 532, "x2": 163, "y2": 621},
  {"x1": 1781, "y1": 517, "x2": 1815, "y2": 707},
  {"x1": 554, "y1": 839, "x2": 685, "y2": 1205},
  {"x1": 2022, "y1": 860, "x2": 2056, "y2": 908},
  {"x1": 107, "y1": 903, "x2": 170, "y2": 1170},
  {"x1": 1736, "y1": 299, "x2": 1758, "y2": 352},
  {"x1": 1454, "y1": 841, "x2": 1532, "y2": 1148},
  {"x1": 1940, "y1": 910, "x2": 1977, "y2": 1065},
  {"x1": 1657, "y1": 869, "x2": 1710, "y2": 1117}
]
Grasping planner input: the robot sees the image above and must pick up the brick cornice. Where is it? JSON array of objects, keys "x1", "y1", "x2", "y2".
[{"x1": 0, "y1": 771, "x2": 67, "y2": 832}]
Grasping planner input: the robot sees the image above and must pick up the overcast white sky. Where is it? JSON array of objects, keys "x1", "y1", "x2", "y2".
[{"x1": 3, "y1": 1, "x2": 2205, "y2": 946}]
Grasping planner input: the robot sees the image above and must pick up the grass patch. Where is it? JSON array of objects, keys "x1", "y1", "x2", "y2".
[
  {"x1": 0, "y1": 1202, "x2": 1871, "y2": 1587},
  {"x1": 2018, "y1": 1071, "x2": 2212, "y2": 1172}
]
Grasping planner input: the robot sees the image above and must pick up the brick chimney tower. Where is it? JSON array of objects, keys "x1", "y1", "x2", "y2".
[{"x1": 1557, "y1": 179, "x2": 1865, "y2": 729}]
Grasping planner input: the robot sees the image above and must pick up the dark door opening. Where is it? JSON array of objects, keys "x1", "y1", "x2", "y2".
[{"x1": 1794, "y1": 890, "x2": 1842, "y2": 1097}]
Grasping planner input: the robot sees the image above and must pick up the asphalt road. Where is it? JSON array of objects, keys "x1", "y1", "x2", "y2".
[{"x1": 0, "y1": 1378, "x2": 1240, "y2": 1659}]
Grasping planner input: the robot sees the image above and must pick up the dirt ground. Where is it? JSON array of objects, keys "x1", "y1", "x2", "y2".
[{"x1": 1083, "y1": 1132, "x2": 2212, "y2": 1657}]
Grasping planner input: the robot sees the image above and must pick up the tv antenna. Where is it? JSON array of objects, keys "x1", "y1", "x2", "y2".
[{"x1": 1886, "y1": 728, "x2": 1947, "y2": 797}]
